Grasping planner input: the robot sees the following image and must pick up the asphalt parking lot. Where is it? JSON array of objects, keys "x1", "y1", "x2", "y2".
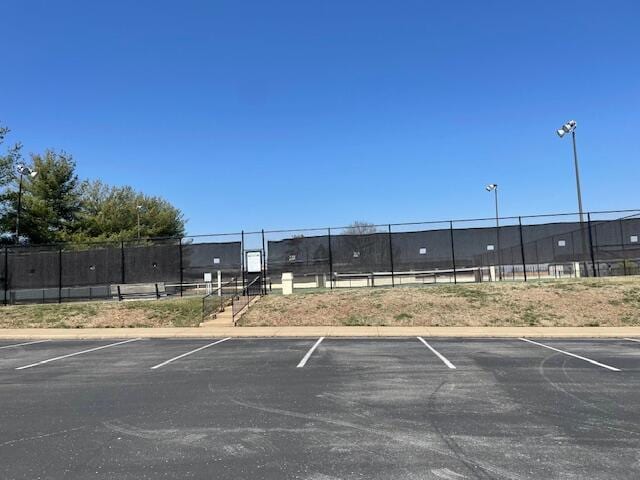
[{"x1": 1, "y1": 337, "x2": 640, "y2": 479}]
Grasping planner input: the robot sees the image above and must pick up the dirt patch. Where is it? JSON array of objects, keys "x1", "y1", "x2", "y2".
[
  {"x1": 239, "y1": 277, "x2": 640, "y2": 327},
  {"x1": 0, "y1": 297, "x2": 205, "y2": 328}
]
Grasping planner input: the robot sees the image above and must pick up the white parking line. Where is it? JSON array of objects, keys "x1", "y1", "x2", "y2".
[
  {"x1": 0, "y1": 340, "x2": 49, "y2": 350},
  {"x1": 417, "y1": 337, "x2": 456, "y2": 369},
  {"x1": 624, "y1": 338, "x2": 640, "y2": 344},
  {"x1": 519, "y1": 338, "x2": 621, "y2": 371},
  {"x1": 150, "y1": 338, "x2": 231, "y2": 369},
  {"x1": 297, "y1": 337, "x2": 324, "y2": 368},
  {"x1": 16, "y1": 338, "x2": 142, "y2": 370}
]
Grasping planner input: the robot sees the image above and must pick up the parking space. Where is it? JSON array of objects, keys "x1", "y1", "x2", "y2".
[
  {"x1": 0, "y1": 339, "x2": 123, "y2": 373},
  {"x1": 522, "y1": 338, "x2": 640, "y2": 371},
  {"x1": 1, "y1": 337, "x2": 640, "y2": 479}
]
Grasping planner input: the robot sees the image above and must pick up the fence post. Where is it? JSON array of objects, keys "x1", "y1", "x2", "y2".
[
  {"x1": 518, "y1": 217, "x2": 527, "y2": 282},
  {"x1": 120, "y1": 241, "x2": 126, "y2": 284},
  {"x1": 241, "y1": 230, "x2": 245, "y2": 291},
  {"x1": 449, "y1": 221, "x2": 457, "y2": 284},
  {"x1": 261, "y1": 229, "x2": 267, "y2": 295},
  {"x1": 58, "y1": 247, "x2": 63, "y2": 304},
  {"x1": 587, "y1": 213, "x2": 598, "y2": 277},
  {"x1": 3, "y1": 246, "x2": 8, "y2": 306},
  {"x1": 619, "y1": 218, "x2": 627, "y2": 276},
  {"x1": 388, "y1": 224, "x2": 395, "y2": 287},
  {"x1": 328, "y1": 227, "x2": 333, "y2": 289},
  {"x1": 178, "y1": 238, "x2": 184, "y2": 297}
]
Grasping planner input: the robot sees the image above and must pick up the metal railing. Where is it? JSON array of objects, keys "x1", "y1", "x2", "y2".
[
  {"x1": 231, "y1": 276, "x2": 262, "y2": 324},
  {"x1": 201, "y1": 278, "x2": 236, "y2": 321}
]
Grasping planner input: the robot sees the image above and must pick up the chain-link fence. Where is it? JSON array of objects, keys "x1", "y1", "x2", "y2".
[
  {"x1": 1, "y1": 235, "x2": 242, "y2": 305},
  {"x1": 2, "y1": 209, "x2": 639, "y2": 304}
]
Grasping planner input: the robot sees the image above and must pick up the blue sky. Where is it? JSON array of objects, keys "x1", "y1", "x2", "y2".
[{"x1": 2, "y1": 1, "x2": 639, "y2": 235}]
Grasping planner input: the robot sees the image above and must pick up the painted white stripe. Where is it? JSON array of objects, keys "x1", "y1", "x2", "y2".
[
  {"x1": 417, "y1": 337, "x2": 456, "y2": 369},
  {"x1": 624, "y1": 338, "x2": 640, "y2": 344},
  {"x1": 297, "y1": 337, "x2": 324, "y2": 368},
  {"x1": 0, "y1": 340, "x2": 49, "y2": 350},
  {"x1": 519, "y1": 338, "x2": 620, "y2": 371},
  {"x1": 150, "y1": 338, "x2": 231, "y2": 369},
  {"x1": 16, "y1": 338, "x2": 142, "y2": 370}
]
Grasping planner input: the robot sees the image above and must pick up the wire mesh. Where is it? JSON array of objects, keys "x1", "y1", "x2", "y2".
[{"x1": 2, "y1": 209, "x2": 640, "y2": 305}]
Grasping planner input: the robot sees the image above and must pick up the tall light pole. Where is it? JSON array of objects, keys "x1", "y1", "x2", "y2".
[
  {"x1": 486, "y1": 183, "x2": 502, "y2": 280},
  {"x1": 136, "y1": 205, "x2": 143, "y2": 239},
  {"x1": 556, "y1": 120, "x2": 584, "y2": 223},
  {"x1": 15, "y1": 164, "x2": 38, "y2": 244}
]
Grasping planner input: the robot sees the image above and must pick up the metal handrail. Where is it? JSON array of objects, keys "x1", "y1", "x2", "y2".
[
  {"x1": 231, "y1": 276, "x2": 262, "y2": 324},
  {"x1": 201, "y1": 278, "x2": 235, "y2": 320}
]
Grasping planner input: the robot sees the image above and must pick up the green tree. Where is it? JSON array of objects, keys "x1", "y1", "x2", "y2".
[
  {"x1": 2, "y1": 150, "x2": 82, "y2": 244},
  {"x1": 1, "y1": 125, "x2": 185, "y2": 244},
  {"x1": 0, "y1": 125, "x2": 12, "y2": 188},
  {"x1": 0, "y1": 125, "x2": 23, "y2": 194},
  {"x1": 0, "y1": 126, "x2": 26, "y2": 243},
  {"x1": 70, "y1": 180, "x2": 185, "y2": 242}
]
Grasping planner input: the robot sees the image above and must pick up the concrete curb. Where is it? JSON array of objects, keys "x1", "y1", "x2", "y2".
[{"x1": 1, "y1": 326, "x2": 640, "y2": 340}]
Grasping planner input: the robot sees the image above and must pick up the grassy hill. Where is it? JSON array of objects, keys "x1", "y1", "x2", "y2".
[
  {"x1": 0, "y1": 296, "x2": 207, "y2": 328},
  {"x1": 239, "y1": 277, "x2": 640, "y2": 327}
]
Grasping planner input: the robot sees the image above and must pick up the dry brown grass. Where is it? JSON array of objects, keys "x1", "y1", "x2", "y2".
[
  {"x1": 0, "y1": 296, "x2": 206, "y2": 328},
  {"x1": 239, "y1": 277, "x2": 640, "y2": 327}
]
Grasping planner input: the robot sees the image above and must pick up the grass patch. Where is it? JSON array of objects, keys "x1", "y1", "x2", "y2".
[
  {"x1": 240, "y1": 276, "x2": 640, "y2": 327},
  {"x1": 436, "y1": 285, "x2": 492, "y2": 303},
  {"x1": 0, "y1": 296, "x2": 205, "y2": 328},
  {"x1": 124, "y1": 297, "x2": 204, "y2": 327},
  {"x1": 622, "y1": 288, "x2": 640, "y2": 308},
  {"x1": 520, "y1": 305, "x2": 542, "y2": 326},
  {"x1": 341, "y1": 315, "x2": 385, "y2": 326}
]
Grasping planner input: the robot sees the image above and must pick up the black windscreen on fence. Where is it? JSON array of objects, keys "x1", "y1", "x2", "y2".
[
  {"x1": 2, "y1": 238, "x2": 243, "y2": 304},
  {"x1": 391, "y1": 229, "x2": 453, "y2": 271},
  {"x1": 182, "y1": 241, "x2": 241, "y2": 283},
  {"x1": 3, "y1": 210, "x2": 640, "y2": 304},
  {"x1": 265, "y1": 215, "x2": 640, "y2": 287},
  {"x1": 123, "y1": 240, "x2": 181, "y2": 284},
  {"x1": 61, "y1": 245, "x2": 123, "y2": 287},
  {"x1": 267, "y1": 235, "x2": 331, "y2": 277},
  {"x1": 330, "y1": 232, "x2": 392, "y2": 274},
  {"x1": 7, "y1": 247, "x2": 61, "y2": 290}
]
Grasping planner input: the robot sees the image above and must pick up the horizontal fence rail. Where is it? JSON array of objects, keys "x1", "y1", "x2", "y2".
[{"x1": 2, "y1": 208, "x2": 640, "y2": 306}]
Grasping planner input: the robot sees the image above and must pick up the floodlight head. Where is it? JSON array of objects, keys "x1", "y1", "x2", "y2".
[
  {"x1": 557, "y1": 120, "x2": 577, "y2": 138},
  {"x1": 486, "y1": 183, "x2": 497, "y2": 192},
  {"x1": 16, "y1": 164, "x2": 37, "y2": 177}
]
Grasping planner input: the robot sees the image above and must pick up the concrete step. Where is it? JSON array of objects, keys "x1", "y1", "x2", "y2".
[
  {"x1": 200, "y1": 309, "x2": 233, "y2": 327},
  {"x1": 199, "y1": 296, "x2": 262, "y2": 327}
]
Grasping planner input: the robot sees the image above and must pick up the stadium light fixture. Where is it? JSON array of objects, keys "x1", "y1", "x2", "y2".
[
  {"x1": 556, "y1": 120, "x2": 576, "y2": 138},
  {"x1": 137, "y1": 205, "x2": 143, "y2": 239},
  {"x1": 556, "y1": 120, "x2": 584, "y2": 223},
  {"x1": 15, "y1": 164, "x2": 38, "y2": 243},
  {"x1": 485, "y1": 183, "x2": 502, "y2": 280}
]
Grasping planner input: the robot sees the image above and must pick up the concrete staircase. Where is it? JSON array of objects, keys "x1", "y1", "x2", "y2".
[
  {"x1": 199, "y1": 296, "x2": 261, "y2": 327},
  {"x1": 199, "y1": 308, "x2": 234, "y2": 327}
]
